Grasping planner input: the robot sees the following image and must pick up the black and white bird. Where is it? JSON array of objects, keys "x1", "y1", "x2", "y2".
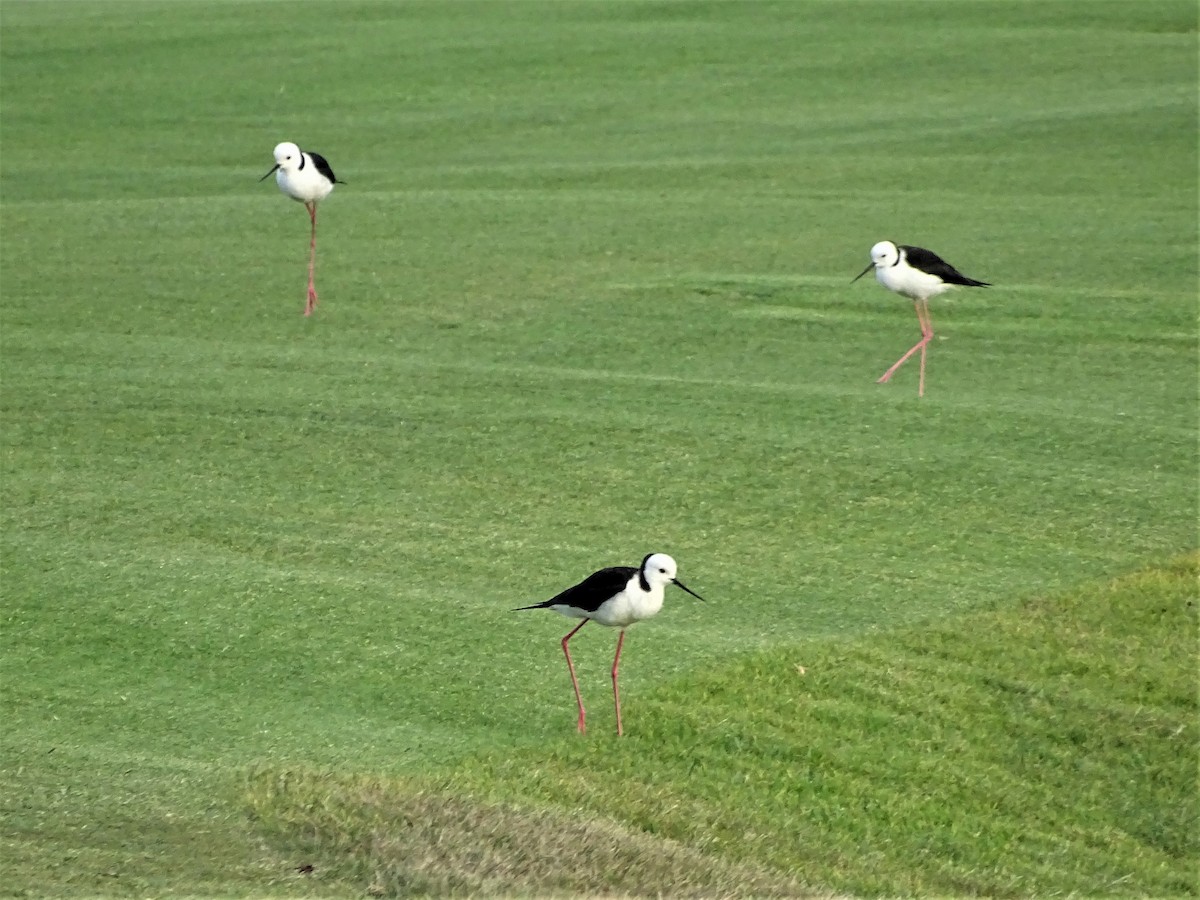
[
  {"x1": 852, "y1": 240, "x2": 990, "y2": 397},
  {"x1": 260, "y1": 141, "x2": 344, "y2": 316},
  {"x1": 515, "y1": 553, "x2": 705, "y2": 736}
]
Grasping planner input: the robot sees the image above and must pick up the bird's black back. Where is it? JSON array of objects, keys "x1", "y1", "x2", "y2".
[
  {"x1": 516, "y1": 566, "x2": 636, "y2": 613},
  {"x1": 902, "y1": 245, "x2": 989, "y2": 287},
  {"x1": 307, "y1": 151, "x2": 345, "y2": 185}
]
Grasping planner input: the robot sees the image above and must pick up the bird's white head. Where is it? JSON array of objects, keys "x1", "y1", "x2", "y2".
[
  {"x1": 642, "y1": 553, "x2": 678, "y2": 586},
  {"x1": 870, "y1": 240, "x2": 900, "y2": 267},
  {"x1": 272, "y1": 141, "x2": 303, "y2": 172},
  {"x1": 641, "y1": 553, "x2": 706, "y2": 601},
  {"x1": 852, "y1": 240, "x2": 900, "y2": 283}
]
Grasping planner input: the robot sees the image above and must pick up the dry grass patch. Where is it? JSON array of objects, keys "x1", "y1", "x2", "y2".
[{"x1": 246, "y1": 768, "x2": 820, "y2": 898}]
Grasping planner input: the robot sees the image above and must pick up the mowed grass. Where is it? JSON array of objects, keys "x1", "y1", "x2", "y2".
[
  {"x1": 247, "y1": 556, "x2": 1198, "y2": 897},
  {"x1": 1, "y1": 0, "x2": 1196, "y2": 897}
]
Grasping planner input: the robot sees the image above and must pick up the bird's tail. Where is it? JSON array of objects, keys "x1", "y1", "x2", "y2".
[
  {"x1": 513, "y1": 602, "x2": 549, "y2": 612},
  {"x1": 950, "y1": 275, "x2": 990, "y2": 288}
]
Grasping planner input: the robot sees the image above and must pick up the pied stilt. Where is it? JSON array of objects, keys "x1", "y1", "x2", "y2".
[
  {"x1": 515, "y1": 552, "x2": 705, "y2": 736},
  {"x1": 852, "y1": 240, "x2": 990, "y2": 396},
  {"x1": 260, "y1": 141, "x2": 344, "y2": 316}
]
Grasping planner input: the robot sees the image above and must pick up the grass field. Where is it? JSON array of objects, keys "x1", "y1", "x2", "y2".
[{"x1": 1, "y1": 1, "x2": 1196, "y2": 897}]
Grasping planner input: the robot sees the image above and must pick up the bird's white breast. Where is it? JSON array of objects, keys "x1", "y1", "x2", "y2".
[
  {"x1": 276, "y1": 162, "x2": 334, "y2": 204},
  {"x1": 876, "y1": 262, "x2": 951, "y2": 302},
  {"x1": 594, "y1": 582, "x2": 665, "y2": 628}
]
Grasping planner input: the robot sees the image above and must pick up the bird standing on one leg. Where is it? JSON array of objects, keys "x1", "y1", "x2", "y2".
[
  {"x1": 515, "y1": 553, "x2": 705, "y2": 736},
  {"x1": 852, "y1": 240, "x2": 990, "y2": 397},
  {"x1": 260, "y1": 141, "x2": 344, "y2": 316}
]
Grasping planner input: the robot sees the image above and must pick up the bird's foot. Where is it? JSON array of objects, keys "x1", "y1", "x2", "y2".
[{"x1": 304, "y1": 287, "x2": 318, "y2": 317}]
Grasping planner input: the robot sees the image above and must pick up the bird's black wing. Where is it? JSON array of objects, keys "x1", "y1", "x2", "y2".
[
  {"x1": 515, "y1": 566, "x2": 636, "y2": 613},
  {"x1": 308, "y1": 151, "x2": 344, "y2": 185},
  {"x1": 901, "y1": 245, "x2": 989, "y2": 287}
]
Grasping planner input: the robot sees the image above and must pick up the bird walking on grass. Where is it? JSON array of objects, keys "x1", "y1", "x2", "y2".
[
  {"x1": 852, "y1": 240, "x2": 990, "y2": 396},
  {"x1": 515, "y1": 553, "x2": 705, "y2": 737},
  {"x1": 260, "y1": 141, "x2": 344, "y2": 316}
]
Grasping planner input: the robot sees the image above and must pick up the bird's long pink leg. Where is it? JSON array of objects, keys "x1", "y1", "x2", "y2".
[
  {"x1": 916, "y1": 299, "x2": 933, "y2": 397},
  {"x1": 561, "y1": 620, "x2": 589, "y2": 734},
  {"x1": 611, "y1": 630, "x2": 626, "y2": 737},
  {"x1": 877, "y1": 300, "x2": 933, "y2": 386},
  {"x1": 304, "y1": 202, "x2": 319, "y2": 316}
]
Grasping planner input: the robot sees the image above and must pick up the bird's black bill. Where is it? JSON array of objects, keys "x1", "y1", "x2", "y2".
[
  {"x1": 851, "y1": 261, "x2": 875, "y2": 283},
  {"x1": 258, "y1": 164, "x2": 280, "y2": 182},
  {"x1": 673, "y1": 579, "x2": 706, "y2": 602}
]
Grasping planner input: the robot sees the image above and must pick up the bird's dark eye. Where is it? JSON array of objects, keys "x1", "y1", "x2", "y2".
[{"x1": 659, "y1": 568, "x2": 667, "y2": 573}]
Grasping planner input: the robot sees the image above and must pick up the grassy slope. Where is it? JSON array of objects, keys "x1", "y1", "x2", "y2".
[
  {"x1": 248, "y1": 556, "x2": 1198, "y2": 897},
  {"x1": 1, "y1": 0, "x2": 1196, "y2": 896}
]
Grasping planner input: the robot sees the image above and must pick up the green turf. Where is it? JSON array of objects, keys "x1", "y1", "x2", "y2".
[
  {"x1": 247, "y1": 555, "x2": 1198, "y2": 897},
  {"x1": 1, "y1": 0, "x2": 1196, "y2": 896}
]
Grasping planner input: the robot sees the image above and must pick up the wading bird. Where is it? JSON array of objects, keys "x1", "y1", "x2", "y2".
[
  {"x1": 515, "y1": 553, "x2": 704, "y2": 736},
  {"x1": 260, "y1": 142, "x2": 344, "y2": 316},
  {"x1": 853, "y1": 240, "x2": 990, "y2": 396}
]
